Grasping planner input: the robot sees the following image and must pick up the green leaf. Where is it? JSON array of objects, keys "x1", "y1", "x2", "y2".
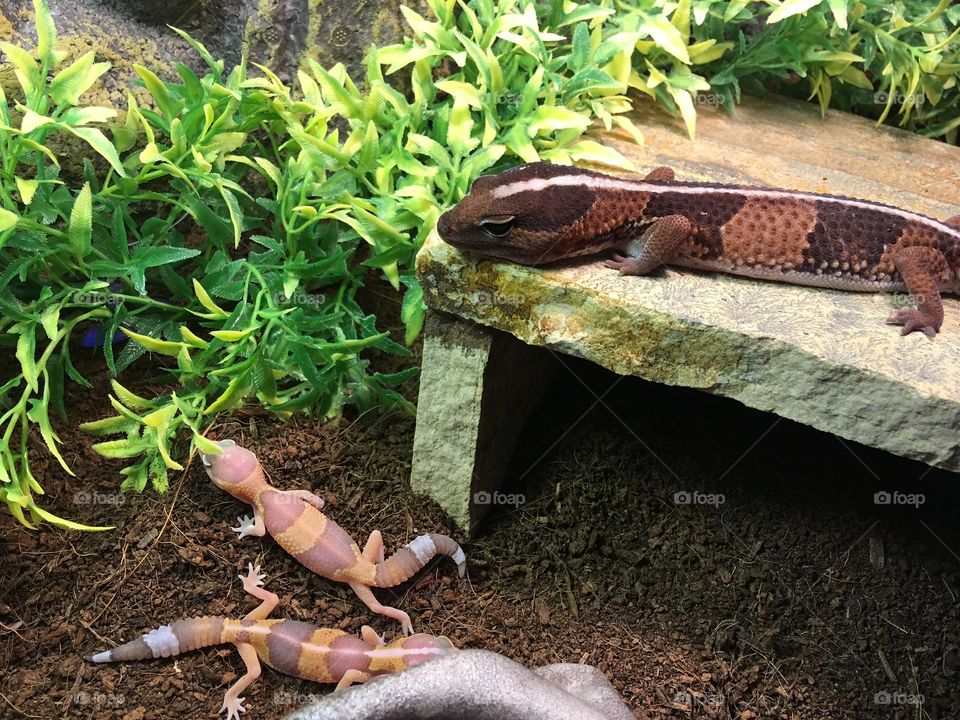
[
  {"x1": 69, "y1": 183, "x2": 93, "y2": 262},
  {"x1": 401, "y1": 283, "x2": 426, "y2": 345},
  {"x1": 49, "y1": 52, "x2": 111, "y2": 105},
  {"x1": 569, "y1": 23, "x2": 592, "y2": 72}
]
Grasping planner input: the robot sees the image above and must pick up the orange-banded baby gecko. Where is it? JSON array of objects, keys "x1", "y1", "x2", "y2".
[
  {"x1": 437, "y1": 162, "x2": 960, "y2": 336},
  {"x1": 202, "y1": 440, "x2": 466, "y2": 635},
  {"x1": 86, "y1": 564, "x2": 456, "y2": 720}
]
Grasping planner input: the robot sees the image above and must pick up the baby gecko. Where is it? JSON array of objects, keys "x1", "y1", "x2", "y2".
[
  {"x1": 202, "y1": 440, "x2": 466, "y2": 635},
  {"x1": 437, "y1": 162, "x2": 960, "y2": 336},
  {"x1": 86, "y1": 564, "x2": 455, "y2": 720}
]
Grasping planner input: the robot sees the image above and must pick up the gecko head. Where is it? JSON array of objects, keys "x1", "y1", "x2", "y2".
[
  {"x1": 392, "y1": 634, "x2": 458, "y2": 668},
  {"x1": 436, "y1": 162, "x2": 598, "y2": 265},
  {"x1": 201, "y1": 439, "x2": 265, "y2": 500}
]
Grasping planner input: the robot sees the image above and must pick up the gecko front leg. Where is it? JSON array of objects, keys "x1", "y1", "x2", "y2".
[
  {"x1": 239, "y1": 563, "x2": 279, "y2": 620},
  {"x1": 604, "y1": 214, "x2": 691, "y2": 276},
  {"x1": 285, "y1": 489, "x2": 325, "y2": 511},
  {"x1": 232, "y1": 508, "x2": 265, "y2": 539}
]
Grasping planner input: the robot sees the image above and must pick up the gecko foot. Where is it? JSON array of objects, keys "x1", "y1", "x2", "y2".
[
  {"x1": 886, "y1": 308, "x2": 939, "y2": 338},
  {"x1": 240, "y1": 562, "x2": 266, "y2": 590},
  {"x1": 603, "y1": 254, "x2": 647, "y2": 277},
  {"x1": 232, "y1": 515, "x2": 257, "y2": 539},
  {"x1": 220, "y1": 696, "x2": 247, "y2": 720}
]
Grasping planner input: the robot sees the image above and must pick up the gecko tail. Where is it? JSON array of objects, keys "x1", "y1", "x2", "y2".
[
  {"x1": 85, "y1": 617, "x2": 226, "y2": 663},
  {"x1": 374, "y1": 534, "x2": 467, "y2": 587}
]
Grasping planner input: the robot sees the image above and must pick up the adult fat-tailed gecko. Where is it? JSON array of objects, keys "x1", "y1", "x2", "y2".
[
  {"x1": 86, "y1": 564, "x2": 455, "y2": 720},
  {"x1": 437, "y1": 162, "x2": 960, "y2": 336},
  {"x1": 202, "y1": 440, "x2": 466, "y2": 635}
]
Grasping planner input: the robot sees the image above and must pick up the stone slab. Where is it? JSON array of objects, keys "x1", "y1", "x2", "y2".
[{"x1": 416, "y1": 96, "x2": 960, "y2": 473}]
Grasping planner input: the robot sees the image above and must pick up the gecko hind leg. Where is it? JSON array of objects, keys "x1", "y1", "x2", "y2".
[
  {"x1": 361, "y1": 530, "x2": 386, "y2": 564},
  {"x1": 220, "y1": 643, "x2": 262, "y2": 720},
  {"x1": 886, "y1": 245, "x2": 953, "y2": 337},
  {"x1": 335, "y1": 668, "x2": 372, "y2": 691},
  {"x1": 604, "y1": 214, "x2": 691, "y2": 276},
  {"x1": 348, "y1": 582, "x2": 414, "y2": 636}
]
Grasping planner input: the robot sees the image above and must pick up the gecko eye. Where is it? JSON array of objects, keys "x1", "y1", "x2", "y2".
[{"x1": 479, "y1": 216, "x2": 516, "y2": 238}]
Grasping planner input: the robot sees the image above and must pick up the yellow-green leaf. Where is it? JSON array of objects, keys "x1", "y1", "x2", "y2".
[
  {"x1": 69, "y1": 183, "x2": 93, "y2": 261},
  {"x1": 33, "y1": 0, "x2": 57, "y2": 67},
  {"x1": 121, "y1": 327, "x2": 183, "y2": 356},
  {"x1": 641, "y1": 14, "x2": 690, "y2": 64},
  {"x1": 669, "y1": 86, "x2": 698, "y2": 138},
  {"x1": 0, "y1": 208, "x2": 18, "y2": 231},
  {"x1": 64, "y1": 126, "x2": 127, "y2": 176},
  {"x1": 568, "y1": 140, "x2": 636, "y2": 170},
  {"x1": 192, "y1": 279, "x2": 229, "y2": 317},
  {"x1": 79, "y1": 414, "x2": 137, "y2": 435},
  {"x1": 768, "y1": 0, "x2": 824, "y2": 24},
  {"x1": 193, "y1": 433, "x2": 224, "y2": 455},
  {"x1": 15, "y1": 177, "x2": 38, "y2": 205},
  {"x1": 0, "y1": 42, "x2": 40, "y2": 98},
  {"x1": 111, "y1": 379, "x2": 153, "y2": 409},
  {"x1": 527, "y1": 106, "x2": 592, "y2": 136},
  {"x1": 612, "y1": 115, "x2": 645, "y2": 145},
  {"x1": 21, "y1": 109, "x2": 51, "y2": 134},
  {"x1": 205, "y1": 375, "x2": 249, "y2": 414},
  {"x1": 180, "y1": 326, "x2": 209, "y2": 348},
  {"x1": 210, "y1": 329, "x2": 252, "y2": 342},
  {"x1": 143, "y1": 404, "x2": 177, "y2": 429},
  {"x1": 134, "y1": 64, "x2": 178, "y2": 118},
  {"x1": 40, "y1": 304, "x2": 59, "y2": 340},
  {"x1": 49, "y1": 52, "x2": 111, "y2": 105}
]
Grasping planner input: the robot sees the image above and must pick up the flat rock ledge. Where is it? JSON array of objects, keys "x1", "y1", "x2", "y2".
[{"x1": 417, "y1": 230, "x2": 960, "y2": 475}]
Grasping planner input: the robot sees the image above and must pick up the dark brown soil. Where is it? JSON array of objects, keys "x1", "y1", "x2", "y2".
[{"x1": 1, "y1": 353, "x2": 958, "y2": 720}]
